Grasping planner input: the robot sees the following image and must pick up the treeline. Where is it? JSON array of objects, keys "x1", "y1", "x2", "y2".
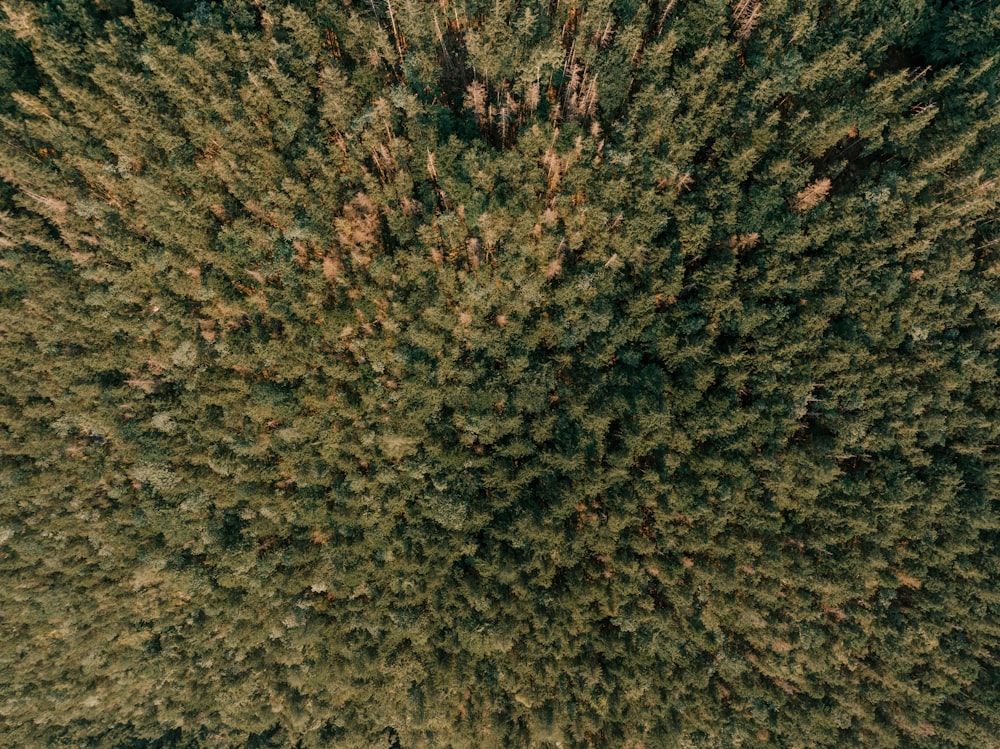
[{"x1": 0, "y1": 0, "x2": 998, "y2": 746}]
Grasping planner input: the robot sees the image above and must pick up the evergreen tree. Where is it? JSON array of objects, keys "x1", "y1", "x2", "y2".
[{"x1": 0, "y1": 0, "x2": 997, "y2": 746}]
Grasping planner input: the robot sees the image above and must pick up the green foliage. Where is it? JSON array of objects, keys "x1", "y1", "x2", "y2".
[{"x1": 0, "y1": 0, "x2": 998, "y2": 746}]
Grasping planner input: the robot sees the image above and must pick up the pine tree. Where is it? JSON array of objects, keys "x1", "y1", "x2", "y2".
[{"x1": 0, "y1": 0, "x2": 997, "y2": 746}]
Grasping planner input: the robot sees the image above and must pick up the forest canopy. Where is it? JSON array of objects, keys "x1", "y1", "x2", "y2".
[{"x1": 0, "y1": 0, "x2": 998, "y2": 746}]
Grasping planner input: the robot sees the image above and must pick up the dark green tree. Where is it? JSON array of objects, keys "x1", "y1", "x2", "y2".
[{"x1": 0, "y1": 0, "x2": 997, "y2": 746}]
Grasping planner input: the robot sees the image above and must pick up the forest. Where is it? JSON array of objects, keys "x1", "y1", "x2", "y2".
[{"x1": 0, "y1": 0, "x2": 998, "y2": 746}]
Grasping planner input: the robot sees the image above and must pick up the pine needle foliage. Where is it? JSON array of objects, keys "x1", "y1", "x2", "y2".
[{"x1": 0, "y1": 0, "x2": 998, "y2": 746}]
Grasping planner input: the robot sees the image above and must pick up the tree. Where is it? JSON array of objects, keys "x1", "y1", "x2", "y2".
[{"x1": 0, "y1": 0, "x2": 997, "y2": 746}]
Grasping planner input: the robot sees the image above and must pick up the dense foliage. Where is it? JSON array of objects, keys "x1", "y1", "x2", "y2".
[{"x1": 1, "y1": 0, "x2": 999, "y2": 746}]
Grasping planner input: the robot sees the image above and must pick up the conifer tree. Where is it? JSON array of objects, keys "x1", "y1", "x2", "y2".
[{"x1": 0, "y1": 0, "x2": 997, "y2": 746}]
